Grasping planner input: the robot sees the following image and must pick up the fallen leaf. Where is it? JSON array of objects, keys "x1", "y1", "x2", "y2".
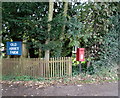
[{"x1": 77, "y1": 85, "x2": 83, "y2": 87}]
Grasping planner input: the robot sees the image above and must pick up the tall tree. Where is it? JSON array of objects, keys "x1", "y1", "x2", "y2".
[
  {"x1": 44, "y1": 0, "x2": 54, "y2": 77},
  {"x1": 45, "y1": 0, "x2": 54, "y2": 60},
  {"x1": 2, "y1": 3, "x2": 31, "y2": 58}
]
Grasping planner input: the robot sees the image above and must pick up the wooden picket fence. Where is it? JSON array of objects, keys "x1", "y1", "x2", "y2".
[{"x1": 2, "y1": 57, "x2": 72, "y2": 78}]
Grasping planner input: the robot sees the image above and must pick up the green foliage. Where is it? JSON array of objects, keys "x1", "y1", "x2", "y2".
[
  {"x1": 2, "y1": 75, "x2": 33, "y2": 81},
  {"x1": 72, "y1": 57, "x2": 79, "y2": 66},
  {"x1": 92, "y1": 11, "x2": 119, "y2": 68},
  {"x1": 2, "y1": 75, "x2": 47, "y2": 81},
  {"x1": 2, "y1": 2, "x2": 119, "y2": 83},
  {"x1": 2, "y1": 2, "x2": 119, "y2": 60},
  {"x1": 70, "y1": 3, "x2": 119, "y2": 76}
]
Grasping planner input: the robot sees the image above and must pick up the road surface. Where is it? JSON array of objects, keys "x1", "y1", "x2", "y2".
[{"x1": 1, "y1": 81, "x2": 118, "y2": 96}]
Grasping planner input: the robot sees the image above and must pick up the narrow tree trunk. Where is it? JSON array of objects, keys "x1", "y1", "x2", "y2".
[
  {"x1": 39, "y1": 49, "x2": 41, "y2": 58},
  {"x1": 62, "y1": 2, "x2": 68, "y2": 33},
  {"x1": 60, "y1": 2, "x2": 68, "y2": 41},
  {"x1": 21, "y1": 40, "x2": 28, "y2": 58},
  {"x1": 60, "y1": 2, "x2": 68, "y2": 56}
]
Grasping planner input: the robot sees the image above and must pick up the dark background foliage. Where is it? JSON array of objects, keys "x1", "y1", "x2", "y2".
[{"x1": 2, "y1": 2, "x2": 119, "y2": 70}]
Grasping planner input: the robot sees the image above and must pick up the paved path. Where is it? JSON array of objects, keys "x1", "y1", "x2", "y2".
[{"x1": 1, "y1": 82, "x2": 118, "y2": 96}]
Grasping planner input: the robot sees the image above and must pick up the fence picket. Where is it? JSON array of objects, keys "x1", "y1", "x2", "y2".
[
  {"x1": 60, "y1": 57, "x2": 61, "y2": 77},
  {"x1": 43, "y1": 58, "x2": 44, "y2": 77},
  {"x1": 52, "y1": 58, "x2": 54, "y2": 77},
  {"x1": 69, "y1": 57, "x2": 72, "y2": 76},
  {"x1": 50, "y1": 58, "x2": 52, "y2": 77},
  {"x1": 63, "y1": 57, "x2": 65, "y2": 75},
  {"x1": 54, "y1": 57, "x2": 56, "y2": 77}
]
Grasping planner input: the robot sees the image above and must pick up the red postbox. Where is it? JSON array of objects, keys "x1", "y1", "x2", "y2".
[{"x1": 76, "y1": 48, "x2": 85, "y2": 61}]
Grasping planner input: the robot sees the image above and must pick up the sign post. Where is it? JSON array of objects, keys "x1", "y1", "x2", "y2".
[
  {"x1": 6, "y1": 41, "x2": 22, "y2": 55},
  {"x1": 76, "y1": 48, "x2": 85, "y2": 73}
]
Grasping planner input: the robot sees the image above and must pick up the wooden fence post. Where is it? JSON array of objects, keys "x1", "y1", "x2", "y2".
[{"x1": 69, "y1": 57, "x2": 72, "y2": 76}]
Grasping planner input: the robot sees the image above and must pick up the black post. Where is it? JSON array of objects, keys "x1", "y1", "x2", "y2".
[{"x1": 79, "y1": 62, "x2": 81, "y2": 73}]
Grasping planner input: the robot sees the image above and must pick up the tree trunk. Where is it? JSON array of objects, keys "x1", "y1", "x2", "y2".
[
  {"x1": 45, "y1": 0, "x2": 54, "y2": 60},
  {"x1": 62, "y1": 2, "x2": 68, "y2": 31},
  {"x1": 60, "y1": 2, "x2": 68, "y2": 41},
  {"x1": 44, "y1": 0, "x2": 54, "y2": 77},
  {"x1": 60, "y1": 2, "x2": 68, "y2": 56},
  {"x1": 39, "y1": 49, "x2": 41, "y2": 58},
  {"x1": 21, "y1": 40, "x2": 28, "y2": 58}
]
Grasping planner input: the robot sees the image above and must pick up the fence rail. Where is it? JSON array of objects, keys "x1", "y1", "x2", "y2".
[{"x1": 2, "y1": 57, "x2": 72, "y2": 78}]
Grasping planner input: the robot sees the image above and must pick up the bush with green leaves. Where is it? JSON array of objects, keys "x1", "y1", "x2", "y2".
[{"x1": 91, "y1": 13, "x2": 119, "y2": 74}]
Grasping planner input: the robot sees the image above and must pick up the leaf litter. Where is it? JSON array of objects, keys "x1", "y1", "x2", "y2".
[{"x1": 0, "y1": 74, "x2": 118, "y2": 89}]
